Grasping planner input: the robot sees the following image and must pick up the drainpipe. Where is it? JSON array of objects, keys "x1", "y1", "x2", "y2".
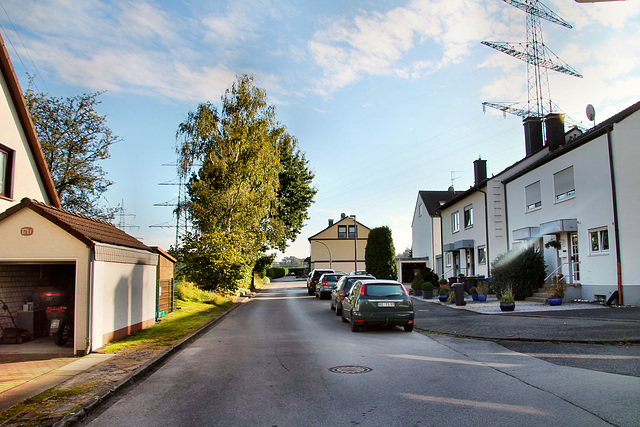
[
  {"x1": 478, "y1": 186, "x2": 490, "y2": 276},
  {"x1": 606, "y1": 126, "x2": 623, "y2": 305},
  {"x1": 86, "y1": 246, "x2": 95, "y2": 355}
]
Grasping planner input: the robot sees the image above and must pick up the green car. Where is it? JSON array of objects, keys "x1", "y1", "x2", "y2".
[{"x1": 341, "y1": 279, "x2": 414, "y2": 332}]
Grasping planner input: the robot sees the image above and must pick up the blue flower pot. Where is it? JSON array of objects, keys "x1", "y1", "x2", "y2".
[
  {"x1": 548, "y1": 298, "x2": 563, "y2": 306},
  {"x1": 477, "y1": 295, "x2": 487, "y2": 302},
  {"x1": 438, "y1": 295, "x2": 448, "y2": 302},
  {"x1": 471, "y1": 294, "x2": 479, "y2": 301}
]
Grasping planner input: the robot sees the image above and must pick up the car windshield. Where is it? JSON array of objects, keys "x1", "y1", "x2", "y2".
[
  {"x1": 344, "y1": 277, "x2": 369, "y2": 292},
  {"x1": 365, "y1": 284, "x2": 405, "y2": 297},
  {"x1": 324, "y1": 276, "x2": 340, "y2": 282}
]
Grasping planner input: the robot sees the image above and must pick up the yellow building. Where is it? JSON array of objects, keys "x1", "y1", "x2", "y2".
[{"x1": 308, "y1": 216, "x2": 370, "y2": 273}]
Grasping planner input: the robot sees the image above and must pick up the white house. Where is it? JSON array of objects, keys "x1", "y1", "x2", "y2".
[
  {"x1": 504, "y1": 103, "x2": 640, "y2": 305},
  {"x1": 0, "y1": 34, "x2": 58, "y2": 212},
  {"x1": 404, "y1": 190, "x2": 460, "y2": 281}
]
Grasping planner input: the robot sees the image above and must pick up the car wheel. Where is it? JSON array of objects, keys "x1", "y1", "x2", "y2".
[
  {"x1": 350, "y1": 313, "x2": 360, "y2": 332},
  {"x1": 330, "y1": 299, "x2": 335, "y2": 310},
  {"x1": 307, "y1": 288, "x2": 313, "y2": 296},
  {"x1": 404, "y1": 324, "x2": 414, "y2": 332},
  {"x1": 341, "y1": 309, "x2": 348, "y2": 323}
]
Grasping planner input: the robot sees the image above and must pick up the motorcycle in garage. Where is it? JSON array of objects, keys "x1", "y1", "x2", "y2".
[{"x1": 39, "y1": 290, "x2": 73, "y2": 346}]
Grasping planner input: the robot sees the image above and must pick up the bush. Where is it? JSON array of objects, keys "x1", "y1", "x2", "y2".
[
  {"x1": 411, "y1": 272, "x2": 424, "y2": 290},
  {"x1": 438, "y1": 286, "x2": 450, "y2": 296},
  {"x1": 438, "y1": 278, "x2": 448, "y2": 286},
  {"x1": 176, "y1": 279, "x2": 231, "y2": 305},
  {"x1": 268, "y1": 267, "x2": 287, "y2": 279},
  {"x1": 253, "y1": 254, "x2": 275, "y2": 279},
  {"x1": 490, "y1": 246, "x2": 546, "y2": 300},
  {"x1": 421, "y1": 267, "x2": 438, "y2": 285},
  {"x1": 422, "y1": 281, "x2": 434, "y2": 291}
]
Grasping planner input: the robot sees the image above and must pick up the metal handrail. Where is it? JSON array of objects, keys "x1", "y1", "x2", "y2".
[{"x1": 545, "y1": 262, "x2": 580, "y2": 282}]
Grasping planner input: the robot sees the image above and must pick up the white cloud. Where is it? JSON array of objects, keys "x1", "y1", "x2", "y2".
[{"x1": 308, "y1": 0, "x2": 494, "y2": 95}]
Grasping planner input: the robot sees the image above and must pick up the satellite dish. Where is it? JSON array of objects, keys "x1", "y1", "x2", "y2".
[
  {"x1": 340, "y1": 213, "x2": 346, "y2": 219},
  {"x1": 586, "y1": 104, "x2": 596, "y2": 122}
]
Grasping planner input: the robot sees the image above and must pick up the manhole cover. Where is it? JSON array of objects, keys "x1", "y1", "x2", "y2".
[{"x1": 328, "y1": 365, "x2": 372, "y2": 374}]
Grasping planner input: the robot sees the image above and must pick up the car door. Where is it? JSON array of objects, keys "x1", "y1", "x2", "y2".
[{"x1": 343, "y1": 281, "x2": 360, "y2": 319}]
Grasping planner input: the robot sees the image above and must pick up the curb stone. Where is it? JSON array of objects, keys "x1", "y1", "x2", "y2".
[{"x1": 53, "y1": 293, "x2": 258, "y2": 427}]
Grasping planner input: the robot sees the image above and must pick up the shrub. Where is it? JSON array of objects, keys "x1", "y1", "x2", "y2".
[
  {"x1": 365, "y1": 226, "x2": 398, "y2": 279},
  {"x1": 421, "y1": 267, "x2": 438, "y2": 285},
  {"x1": 253, "y1": 254, "x2": 275, "y2": 279},
  {"x1": 469, "y1": 286, "x2": 478, "y2": 295},
  {"x1": 422, "y1": 281, "x2": 434, "y2": 291},
  {"x1": 438, "y1": 278, "x2": 448, "y2": 286},
  {"x1": 499, "y1": 284, "x2": 515, "y2": 303},
  {"x1": 268, "y1": 267, "x2": 287, "y2": 279},
  {"x1": 438, "y1": 286, "x2": 450, "y2": 296},
  {"x1": 176, "y1": 279, "x2": 231, "y2": 305},
  {"x1": 411, "y1": 271, "x2": 424, "y2": 290},
  {"x1": 490, "y1": 246, "x2": 546, "y2": 300}
]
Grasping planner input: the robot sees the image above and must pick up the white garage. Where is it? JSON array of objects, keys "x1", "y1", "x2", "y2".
[{"x1": 0, "y1": 197, "x2": 158, "y2": 355}]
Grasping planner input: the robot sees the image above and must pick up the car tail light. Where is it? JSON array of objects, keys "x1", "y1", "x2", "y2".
[
  {"x1": 339, "y1": 291, "x2": 345, "y2": 300},
  {"x1": 360, "y1": 285, "x2": 366, "y2": 296},
  {"x1": 322, "y1": 281, "x2": 328, "y2": 287}
]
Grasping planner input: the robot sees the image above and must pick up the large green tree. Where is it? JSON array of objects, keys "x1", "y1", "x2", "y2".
[
  {"x1": 25, "y1": 87, "x2": 118, "y2": 220},
  {"x1": 365, "y1": 226, "x2": 398, "y2": 280},
  {"x1": 175, "y1": 75, "x2": 315, "y2": 291}
]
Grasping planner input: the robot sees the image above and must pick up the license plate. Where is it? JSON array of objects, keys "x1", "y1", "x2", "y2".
[
  {"x1": 51, "y1": 319, "x2": 60, "y2": 329},
  {"x1": 378, "y1": 302, "x2": 395, "y2": 308}
]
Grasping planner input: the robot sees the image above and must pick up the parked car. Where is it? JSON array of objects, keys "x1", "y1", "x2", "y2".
[
  {"x1": 331, "y1": 274, "x2": 375, "y2": 315},
  {"x1": 315, "y1": 272, "x2": 345, "y2": 299},
  {"x1": 307, "y1": 269, "x2": 334, "y2": 295},
  {"x1": 341, "y1": 279, "x2": 414, "y2": 332},
  {"x1": 349, "y1": 270, "x2": 368, "y2": 276}
]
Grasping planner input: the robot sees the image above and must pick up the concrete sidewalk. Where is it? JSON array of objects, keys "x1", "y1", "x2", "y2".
[{"x1": 412, "y1": 296, "x2": 640, "y2": 343}]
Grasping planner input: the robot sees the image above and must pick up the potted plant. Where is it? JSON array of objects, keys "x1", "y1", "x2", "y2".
[
  {"x1": 438, "y1": 286, "x2": 449, "y2": 302},
  {"x1": 447, "y1": 288, "x2": 456, "y2": 304},
  {"x1": 499, "y1": 285, "x2": 515, "y2": 312},
  {"x1": 411, "y1": 272, "x2": 424, "y2": 297},
  {"x1": 469, "y1": 286, "x2": 479, "y2": 301},
  {"x1": 438, "y1": 278, "x2": 448, "y2": 287},
  {"x1": 476, "y1": 282, "x2": 488, "y2": 302},
  {"x1": 422, "y1": 282, "x2": 434, "y2": 299},
  {"x1": 546, "y1": 274, "x2": 566, "y2": 306}
]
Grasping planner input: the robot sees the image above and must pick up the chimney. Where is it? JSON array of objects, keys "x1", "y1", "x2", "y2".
[
  {"x1": 328, "y1": 219, "x2": 334, "y2": 227},
  {"x1": 545, "y1": 113, "x2": 565, "y2": 152},
  {"x1": 523, "y1": 117, "x2": 543, "y2": 156},
  {"x1": 473, "y1": 157, "x2": 487, "y2": 186}
]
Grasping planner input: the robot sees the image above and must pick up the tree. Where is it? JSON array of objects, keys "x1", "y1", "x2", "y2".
[
  {"x1": 175, "y1": 75, "x2": 315, "y2": 292},
  {"x1": 24, "y1": 86, "x2": 118, "y2": 220},
  {"x1": 365, "y1": 226, "x2": 398, "y2": 280}
]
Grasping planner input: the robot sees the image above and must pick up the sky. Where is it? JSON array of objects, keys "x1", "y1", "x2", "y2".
[{"x1": 1, "y1": 0, "x2": 639, "y2": 261}]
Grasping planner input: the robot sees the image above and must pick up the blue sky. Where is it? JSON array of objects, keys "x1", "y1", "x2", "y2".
[{"x1": 1, "y1": 0, "x2": 639, "y2": 260}]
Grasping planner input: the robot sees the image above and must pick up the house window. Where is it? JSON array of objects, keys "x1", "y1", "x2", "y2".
[
  {"x1": 525, "y1": 181, "x2": 541, "y2": 211},
  {"x1": 590, "y1": 227, "x2": 609, "y2": 254},
  {"x1": 554, "y1": 166, "x2": 575, "y2": 202},
  {"x1": 478, "y1": 246, "x2": 486, "y2": 265},
  {"x1": 338, "y1": 225, "x2": 347, "y2": 239},
  {"x1": 464, "y1": 205, "x2": 473, "y2": 229},
  {"x1": 452, "y1": 211, "x2": 460, "y2": 233},
  {"x1": 348, "y1": 225, "x2": 356, "y2": 239},
  {"x1": 445, "y1": 252, "x2": 452, "y2": 267},
  {"x1": 0, "y1": 145, "x2": 13, "y2": 198}
]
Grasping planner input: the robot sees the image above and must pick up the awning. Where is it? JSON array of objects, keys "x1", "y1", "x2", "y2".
[
  {"x1": 539, "y1": 219, "x2": 578, "y2": 235},
  {"x1": 444, "y1": 240, "x2": 475, "y2": 251},
  {"x1": 513, "y1": 226, "x2": 540, "y2": 241}
]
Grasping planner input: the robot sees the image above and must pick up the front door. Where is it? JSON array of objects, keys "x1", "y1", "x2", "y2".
[{"x1": 570, "y1": 232, "x2": 580, "y2": 282}]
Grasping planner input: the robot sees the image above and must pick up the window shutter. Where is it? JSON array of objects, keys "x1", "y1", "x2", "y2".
[
  {"x1": 554, "y1": 167, "x2": 574, "y2": 197},
  {"x1": 525, "y1": 181, "x2": 541, "y2": 207}
]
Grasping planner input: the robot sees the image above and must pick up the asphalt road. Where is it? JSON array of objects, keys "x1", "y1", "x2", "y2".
[{"x1": 85, "y1": 278, "x2": 640, "y2": 426}]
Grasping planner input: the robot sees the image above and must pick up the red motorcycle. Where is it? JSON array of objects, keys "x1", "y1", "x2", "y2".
[{"x1": 40, "y1": 290, "x2": 73, "y2": 346}]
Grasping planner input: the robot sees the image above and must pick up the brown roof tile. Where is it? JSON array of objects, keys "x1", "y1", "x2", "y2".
[{"x1": 0, "y1": 198, "x2": 151, "y2": 252}]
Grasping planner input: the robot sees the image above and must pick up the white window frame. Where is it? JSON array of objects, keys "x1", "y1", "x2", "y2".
[
  {"x1": 452, "y1": 211, "x2": 460, "y2": 233},
  {"x1": 554, "y1": 166, "x2": 575, "y2": 202},
  {"x1": 589, "y1": 227, "x2": 609, "y2": 255},
  {"x1": 464, "y1": 205, "x2": 473, "y2": 229},
  {"x1": 525, "y1": 181, "x2": 542, "y2": 211},
  {"x1": 477, "y1": 246, "x2": 486, "y2": 265},
  {"x1": 0, "y1": 145, "x2": 12, "y2": 198},
  {"x1": 445, "y1": 252, "x2": 453, "y2": 267}
]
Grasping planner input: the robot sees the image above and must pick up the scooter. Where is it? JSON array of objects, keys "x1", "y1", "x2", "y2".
[{"x1": 40, "y1": 290, "x2": 73, "y2": 346}]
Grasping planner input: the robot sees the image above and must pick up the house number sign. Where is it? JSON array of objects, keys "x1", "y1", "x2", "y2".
[{"x1": 20, "y1": 227, "x2": 34, "y2": 236}]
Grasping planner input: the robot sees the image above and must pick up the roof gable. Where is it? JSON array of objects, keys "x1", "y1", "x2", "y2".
[
  {"x1": 0, "y1": 34, "x2": 59, "y2": 208},
  {"x1": 0, "y1": 198, "x2": 151, "y2": 252},
  {"x1": 308, "y1": 217, "x2": 371, "y2": 241},
  {"x1": 418, "y1": 190, "x2": 461, "y2": 216}
]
